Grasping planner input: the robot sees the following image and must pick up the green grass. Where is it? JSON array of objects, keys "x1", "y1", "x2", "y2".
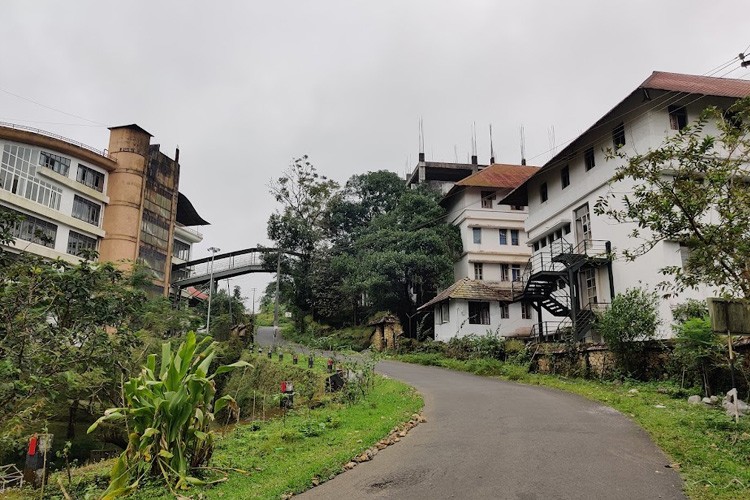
[
  {"x1": 19, "y1": 374, "x2": 421, "y2": 500},
  {"x1": 136, "y1": 376, "x2": 422, "y2": 499},
  {"x1": 396, "y1": 353, "x2": 750, "y2": 500}
]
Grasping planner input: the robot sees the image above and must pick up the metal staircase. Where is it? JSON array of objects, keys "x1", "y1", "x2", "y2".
[{"x1": 513, "y1": 237, "x2": 611, "y2": 342}]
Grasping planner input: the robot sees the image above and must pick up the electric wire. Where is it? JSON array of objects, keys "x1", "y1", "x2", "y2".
[
  {"x1": 0, "y1": 87, "x2": 106, "y2": 127},
  {"x1": 401, "y1": 63, "x2": 750, "y2": 235}
]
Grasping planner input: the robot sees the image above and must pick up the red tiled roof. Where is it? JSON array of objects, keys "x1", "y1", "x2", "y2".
[
  {"x1": 455, "y1": 163, "x2": 539, "y2": 189},
  {"x1": 418, "y1": 278, "x2": 513, "y2": 311},
  {"x1": 641, "y1": 71, "x2": 750, "y2": 98}
]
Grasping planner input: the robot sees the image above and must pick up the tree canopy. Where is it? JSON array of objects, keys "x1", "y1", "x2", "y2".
[{"x1": 266, "y1": 164, "x2": 461, "y2": 330}]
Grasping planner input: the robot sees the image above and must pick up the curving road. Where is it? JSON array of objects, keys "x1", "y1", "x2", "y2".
[{"x1": 256, "y1": 328, "x2": 684, "y2": 499}]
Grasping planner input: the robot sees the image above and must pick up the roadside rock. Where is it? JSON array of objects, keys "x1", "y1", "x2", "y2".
[
  {"x1": 344, "y1": 461, "x2": 357, "y2": 470},
  {"x1": 687, "y1": 395, "x2": 702, "y2": 405},
  {"x1": 702, "y1": 397, "x2": 712, "y2": 405}
]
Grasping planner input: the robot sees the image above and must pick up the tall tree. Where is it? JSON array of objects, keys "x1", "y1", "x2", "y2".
[
  {"x1": 267, "y1": 156, "x2": 339, "y2": 320},
  {"x1": 595, "y1": 98, "x2": 750, "y2": 298}
]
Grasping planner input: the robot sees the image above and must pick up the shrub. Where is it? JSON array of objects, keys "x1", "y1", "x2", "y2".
[
  {"x1": 596, "y1": 287, "x2": 660, "y2": 378},
  {"x1": 674, "y1": 317, "x2": 725, "y2": 396},
  {"x1": 87, "y1": 332, "x2": 250, "y2": 496},
  {"x1": 672, "y1": 299, "x2": 709, "y2": 326},
  {"x1": 445, "y1": 333, "x2": 505, "y2": 360}
]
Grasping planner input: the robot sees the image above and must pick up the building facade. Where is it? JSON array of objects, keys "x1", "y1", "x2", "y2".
[
  {"x1": 0, "y1": 122, "x2": 207, "y2": 296},
  {"x1": 501, "y1": 71, "x2": 750, "y2": 339},
  {"x1": 418, "y1": 163, "x2": 539, "y2": 341}
]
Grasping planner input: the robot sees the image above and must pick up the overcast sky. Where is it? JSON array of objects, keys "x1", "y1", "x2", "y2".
[{"x1": 2, "y1": 1, "x2": 749, "y2": 308}]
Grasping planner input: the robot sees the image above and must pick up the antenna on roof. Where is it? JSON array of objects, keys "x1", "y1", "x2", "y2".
[
  {"x1": 489, "y1": 124, "x2": 495, "y2": 164},
  {"x1": 471, "y1": 122, "x2": 478, "y2": 165},
  {"x1": 418, "y1": 118, "x2": 425, "y2": 162},
  {"x1": 520, "y1": 125, "x2": 527, "y2": 166},
  {"x1": 547, "y1": 125, "x2": 556, "y2": 158},
  {"x1": 454, "y1": 145, "x2": 458, "y2": 163}
]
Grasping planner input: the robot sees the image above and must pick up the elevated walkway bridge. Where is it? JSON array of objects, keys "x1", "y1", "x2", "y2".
[{"x1": 171, "y1": 247, "x2": 300, "y2": 291}]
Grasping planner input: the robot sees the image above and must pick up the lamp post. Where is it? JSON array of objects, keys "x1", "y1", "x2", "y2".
[{"x1": 206, "y1": 246, "x2": 220, "y2": 333}]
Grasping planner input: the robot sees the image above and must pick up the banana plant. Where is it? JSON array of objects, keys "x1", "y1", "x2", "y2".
[{"x1": 88, "y1": 332, "x2": 250, "y2": 497}]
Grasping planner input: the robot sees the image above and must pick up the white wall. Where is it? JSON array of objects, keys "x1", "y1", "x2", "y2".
[
  {"x1": 522, "y1": 93, "x2": 734, "y2": 336},
  {"x1": 434, "y1": 299, "x2": 534, "y2": 341}
]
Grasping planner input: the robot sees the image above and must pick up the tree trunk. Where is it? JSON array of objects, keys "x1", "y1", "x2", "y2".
[{"x1": 66, "y1": 400, "x2": 79, "y2": 439}]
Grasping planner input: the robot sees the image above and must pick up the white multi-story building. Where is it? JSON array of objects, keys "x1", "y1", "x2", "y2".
[
  {"x1": 419, "y1": 163, "x2": 539, "y2": 341},
  {"x1": 0, "y1": 122, "x2": 207, "y2": 296},
  {"x1": 501, "y1": 71, "x2": 750, "y2": 339}
]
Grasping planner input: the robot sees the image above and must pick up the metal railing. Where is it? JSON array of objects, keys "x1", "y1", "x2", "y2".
[{"x1": 0, "y1": 121, "x2": 116, "y2": 161}]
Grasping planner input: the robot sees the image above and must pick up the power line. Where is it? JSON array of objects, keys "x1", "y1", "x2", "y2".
[{"x1": 0, "y1": 87, "x2": 106, "y2": 126}]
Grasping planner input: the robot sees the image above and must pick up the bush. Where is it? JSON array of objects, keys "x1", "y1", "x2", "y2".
[
  {"x1": 596, "y1": 287, "x2": 660, "y2": 379},
  {"x1": 672, "y1": 299, "x2": 709, "y2": 326},
  {"x1": 87, "y1": 333, "x2": 250, "y2": 496},
  {"x1": 444, "y1": 333, "x2": 506, "y2": 360},
  {"x1": 674, "y1": 317, "x2": 725, "y2": 396}
]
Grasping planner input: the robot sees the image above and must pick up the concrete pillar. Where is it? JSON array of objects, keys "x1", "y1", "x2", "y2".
[{"x1": 99, "y1": 125, "x2": 152, "y2": 268}]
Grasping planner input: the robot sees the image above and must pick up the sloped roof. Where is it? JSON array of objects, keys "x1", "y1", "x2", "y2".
[
  {"x1": 641, "y1": 71, "x2": 750, "y2": 98},
  {"x1": 499, "y1": 70, "x2": 750, "y2": 206},
  {"x1": 455, "y1": 163, "x2": 539, "y2": 189},
  {"x1": 418, "y1": 278, "x2": 513, "y2": 311},
  {"x1": 176, "y1": 192, "x2": 210, "y2": 226}
]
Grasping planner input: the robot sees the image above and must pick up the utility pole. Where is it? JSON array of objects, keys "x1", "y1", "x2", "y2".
[
  {"x1": 206, "y1": 246, "x2": 221, "y2": 333},
  {"x1": 251, "y1": 287, "x2": 256, "y2": 316},
  {"x1": 273, "y1": 252, "x2": 281, "y2": 334}
]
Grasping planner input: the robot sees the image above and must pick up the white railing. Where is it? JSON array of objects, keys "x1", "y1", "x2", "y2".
[{"x1": 0, "y1": 121, "x2": 115, "y2": 161}]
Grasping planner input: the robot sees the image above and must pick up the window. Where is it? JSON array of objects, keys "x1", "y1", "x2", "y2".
[
  {"x1": 76, "y1": 164, "x2": 105, "y2": 192},
  {"x1": 67, "y1": 230, "x2": 97, "y2": 256},
  {"x1": 481, "y1": 190, "x2": 495, "y2": 209},
  {"x1": 173, "y1": 239, "x2": 191, "y2": 260},
  {"x1": 40, "y1": 151, "x2": 71, "y2": 176},
  {"x1": 3, "y1": 208, "x2": 57, "y2": 248},
  {"x1": 0, "y1": 145, "x2": 62, "y2": 210},
  {"x1": 501, "y1": 264, "x2": 509, "y2": 281},
  {"x1": 522, "y1": 301, "x2": 532, "y2": 319},
  {"x1": 72, "y1": 195, "x2": 101, "y2": 225},
  {"x1": 533, "y1": 241, "x2": 539, "y2": 252},
  {"x1": 474, "y1": 262, "x2": 483, "y2": 280},
  {"x1": 511, "y1": 229, "x2": 519, "y2": 246},
  {"x1": 511, "y1": 205, "x2": 524, "y2": 211},
  {"x1": 564, "y1": 223, "x2": 571, "y2": 235},
  {"x1": 561, "y1": 165, "x2": 570, "y2": 188},
  {"x1": 668, "y1": 105, "x2": 688, "y2": 131},
  {"x1": 612, "y1": 122, "x2": 626, "y2": 149},
  {"x1": 584, "y1": 147, "x2": 595, "y2": 171},
  {"x1": 437, "y1": 302, "x2": 450, "y2": 324},
  {"x1": 138, "y1": 245, "x2": 167, "y2": 280},
  {"x1": 679, "y1": 242, "x2": 691, "y2": 269},
  {"x1": 511, "y1": 264, "x2": 521, "y2": 282},
  {"x1": 583, "y1": 268, "x2": 598, "y2": 305},
  {"x1": 469, "y1": 301, "x2": 490, "y2": 325},
  {"x1": 499, "y1": 228, "x2": 507, "y2": 245},
  {"x1": 472, "y1": 227, "x2": 481, "y2": 244},
  {"x1": 500, "y1": 303, "x2": 509, "y2": 319}
]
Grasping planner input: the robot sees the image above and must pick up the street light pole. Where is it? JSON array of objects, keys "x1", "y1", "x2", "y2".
[{"x1": 206, "y1": 246, "x2": 221, "y2": 333}]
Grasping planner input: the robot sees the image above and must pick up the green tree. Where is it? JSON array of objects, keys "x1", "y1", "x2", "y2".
[
  {"x1": 596, "y1": 287, "x2": 660, "y2": 378},
  {"x1": 267, "y1": 156, "x2": 339, "y2": 323},
  {"x1": 595, "y1": 98, "x2": 750, "y2": 297}
]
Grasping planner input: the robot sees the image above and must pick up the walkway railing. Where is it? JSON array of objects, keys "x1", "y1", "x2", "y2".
[{"x1": 0, "y1": 121, "x2": 116, "y2": 161}]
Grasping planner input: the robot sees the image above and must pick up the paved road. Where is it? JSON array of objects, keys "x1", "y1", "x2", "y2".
[{"x1": 256, "y1": 328, "x2": 684, "y2": 499}]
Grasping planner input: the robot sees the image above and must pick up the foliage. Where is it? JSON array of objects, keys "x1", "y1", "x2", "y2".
[
  {"x1": 266, "y1": 165, "x2": 461, "y2": 330},
  {"x1": 87, "y1": 332, "x2": 250, "y2": 497},
  {"x1": 594, "y1": 98, "x2": 750, "y2": 297},
  {"x1": 444, "y1": 333, "x2": 507, "y2": 360},
  {"x1": 671, "y1": 299, "x2": 709, "y2": 325},
  {"x1": 596, "y1": 287, "x2": 660, "y2": 378},
  {"x1": 674, "y1": 317, "x2": 726, "y2": 397},
  {"x1": 47, "y1": 375, "x2": 422, "y2": 500},
  {"x1": 0, "y1": 249, "x2": 148, "y2": 453}
]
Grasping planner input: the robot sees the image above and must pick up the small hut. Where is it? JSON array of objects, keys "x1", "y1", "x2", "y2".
[{"x1": 369, "y1": 314, "x2": 403, "y2": 351}]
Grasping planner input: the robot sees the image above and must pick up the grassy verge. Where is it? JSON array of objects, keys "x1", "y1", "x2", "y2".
[
  {"x1": 138, "y1": 375, "x2": 421, "y2": 499},
  {"x1": 396, "y1": 353, "x2": 750, "y2": 500},
  {"x1": 14, "y1": 374, "x2": 421, "y2": 500}
]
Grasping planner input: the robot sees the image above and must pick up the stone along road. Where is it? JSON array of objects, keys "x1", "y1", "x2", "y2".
[{"x1": 256, "y1": 328, "x2": 684, "y2": 499}]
